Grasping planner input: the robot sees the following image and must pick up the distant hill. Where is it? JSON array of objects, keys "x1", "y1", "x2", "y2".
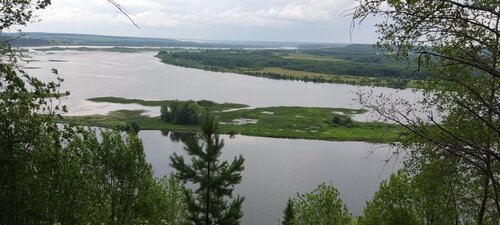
[{"x1": 0, "y1": 32, "x2": 354, "y2": 49}]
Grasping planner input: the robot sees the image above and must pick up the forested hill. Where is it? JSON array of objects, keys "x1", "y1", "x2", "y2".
[{"x1": 0, "y1": 32, "x2": 345, "y2": 49}]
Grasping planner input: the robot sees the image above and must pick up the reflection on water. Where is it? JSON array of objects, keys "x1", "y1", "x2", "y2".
[
  {"x1": 140, "y1": 131, "x2": 401, "y2": 225},
  {"x1": 161, "y1": 130, "x2": 197, "y2": 143}
]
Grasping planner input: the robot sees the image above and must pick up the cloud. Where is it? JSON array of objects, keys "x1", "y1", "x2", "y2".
[
  {"x1": 255, "y1": 0, "x2": 352, "y2": 23},
  {"x1": 36, "y1": 0, "x2": 355, "y2": 28},
  {"x1": 23, "y1": 0, "x2": 378, "y2": 43}
]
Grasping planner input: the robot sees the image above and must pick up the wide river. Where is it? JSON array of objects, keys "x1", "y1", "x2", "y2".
[{"x1": 26, "y1": 49, "x2": 414, "y2": 225}]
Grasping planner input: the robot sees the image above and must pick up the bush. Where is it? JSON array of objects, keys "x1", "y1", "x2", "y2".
[{"x1": 331, "y1": 115, "x2": 354, "y2": 127}]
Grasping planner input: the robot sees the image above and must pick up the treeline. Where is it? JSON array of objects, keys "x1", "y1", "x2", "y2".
[
  {"x1": 156, "y1": 49, "x2": 425, "y2": 80},
  {"x1": 245, "y1": 71, "x2": 411, "y2": 89},
  {"x1": 303, "y1": 44, "x2": 400, "y2": 64}
]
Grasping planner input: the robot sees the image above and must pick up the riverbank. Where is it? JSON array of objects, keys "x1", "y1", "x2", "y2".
[
  {"x1": 155, "y1": 49, "x2": 424, "y2": 89},
  {"x1": 60, "y1": 97, "x2": 405, "y2": 143}
]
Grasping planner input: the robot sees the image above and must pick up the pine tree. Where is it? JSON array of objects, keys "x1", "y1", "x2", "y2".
[
  {"x1": 170, "y1": 115, "x2": 245, "y2": 225},
  {"x1": 282, "y1": 198, "x2": 294, "y2": 225}
]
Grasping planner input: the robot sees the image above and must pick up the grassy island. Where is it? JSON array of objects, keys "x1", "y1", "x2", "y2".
[{"x1": 60, "y1": 97, "x2": 404, "y2": 143}]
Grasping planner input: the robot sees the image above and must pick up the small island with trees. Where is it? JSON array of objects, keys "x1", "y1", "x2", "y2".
[{"x1": 60, "y1": 96, "x2": 404, "y2": 143}]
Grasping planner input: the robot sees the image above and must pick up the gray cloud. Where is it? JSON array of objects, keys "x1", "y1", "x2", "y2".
[{"x1": 22, "y1": 0, "x2": 378, "y2": 43}]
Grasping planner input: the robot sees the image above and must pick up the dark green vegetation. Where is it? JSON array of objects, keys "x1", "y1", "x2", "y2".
[
  {"x1": 89, "y1": 96, "x2": 248, "y2": 111},
  {"x1": 281, "y1": 199, "x2": 294, "y2": 225},
  {"x1": 156, "y1": 46, "x2": 426, "y2": 88},
  {"x1": 171, "y1": 115, "x2": 245, "y2": 225},
  {"x1": 60, "y1": 97, "x2": 404, "y2": 143}
]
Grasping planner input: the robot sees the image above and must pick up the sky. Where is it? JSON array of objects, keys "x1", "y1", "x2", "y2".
[{"x1": 21, "y1": 0, "x2": 381, "y2": 43}]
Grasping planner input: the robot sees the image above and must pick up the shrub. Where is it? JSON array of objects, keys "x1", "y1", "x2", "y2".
[{"x1": 331, "y1": 115, "x2": 354, "y2": 127}]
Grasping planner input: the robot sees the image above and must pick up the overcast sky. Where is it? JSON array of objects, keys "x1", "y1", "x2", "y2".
[{"x1": 21, "y1": 0, "x2": 380, "y2": 43}]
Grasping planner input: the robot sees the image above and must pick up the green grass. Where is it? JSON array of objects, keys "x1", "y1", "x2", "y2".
[{"x1": 61, "y1": 97, "x2": 405, "y2": 143}]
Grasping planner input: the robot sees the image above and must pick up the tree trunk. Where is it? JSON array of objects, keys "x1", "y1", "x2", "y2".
[
  {"x1": 205, "y1": 161, "x2": 210, "y2": 225},
  {"x1": 478, "y1": 175, "x2": 490, "y2": 225}
]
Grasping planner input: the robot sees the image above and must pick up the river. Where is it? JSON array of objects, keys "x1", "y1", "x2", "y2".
[{"x1": 25, "y1": 49, "x2": 409, "y2": 225}]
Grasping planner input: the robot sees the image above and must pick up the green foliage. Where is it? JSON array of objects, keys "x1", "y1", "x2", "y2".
[
  {"x1": 359, "y1": 161, "x2": 479, "y2": 225},
  {"x1": 140, "y1": 174, "x2": 189, "y2": 225},
  {"x1": 291, "y1": 183, "x2": 351, "y2": 225},
  {"x1": 281, "y1": 198, "x2": 294, "y2": 225},
  {"x1": 97, "y1": 131, "x2": 154, "y2": 224},
  {"x1": 358, "y1": 171, "x2": 419, "y2": 225},
  {"x1": 161, "y1": 100, "x2": 205, "y2": 125},
  {"x1": 170, "y1": 115, "x2": 245, "y2": 225}
]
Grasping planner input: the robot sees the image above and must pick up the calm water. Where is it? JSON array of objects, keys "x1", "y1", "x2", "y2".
[{"x1": 25, "y1": 50, "x2": 408, "y2": 225}]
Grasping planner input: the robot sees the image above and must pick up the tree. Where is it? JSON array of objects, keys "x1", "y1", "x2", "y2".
[
  {"x1": 291, "y1": 183, "x2": 351, "y2": 225},
  {"x1": 353, "y1": 0, "x2": 500, "y2": 223},
  {"x1": 161, "y1": 100, "x2": 205, "y2": 125},
  {"x1": 135, "y1": 173, "x2": 188, "y2": 225},
  {"x1": 170, "y1": 115, "x2": 245, "y2": 225},
  {"x1": 155, "y1": 174, "x2": 189, "y2": 225},
  {"x1": 281, "y1": 198, "x2": 294, "y2": 225},
  {"x1": 358, "y1": 171, "x2": 419, "y2": 225},
  {"x1": 359, "y1": 160, "x2": 474, "y2": 225},
  {"x1": 97, "y1": 131, "x2": 155, "y2": 224}
]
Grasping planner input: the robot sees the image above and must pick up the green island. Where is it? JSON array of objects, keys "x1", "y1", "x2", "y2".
[
  {"x1": 60, "y1": 97, "x2": 404, "y2": 143},
  {"x1": 155, "y1": 45, "x2": 427, "y2": 89}
]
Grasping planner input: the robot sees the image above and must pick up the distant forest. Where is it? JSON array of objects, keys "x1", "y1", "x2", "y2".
[
  {"x1": 0, "y1": 32, "x2": 345, "y2": 49},
  {"x1": 157, "y1": 45, "x2": 427, "y2": 88}
]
